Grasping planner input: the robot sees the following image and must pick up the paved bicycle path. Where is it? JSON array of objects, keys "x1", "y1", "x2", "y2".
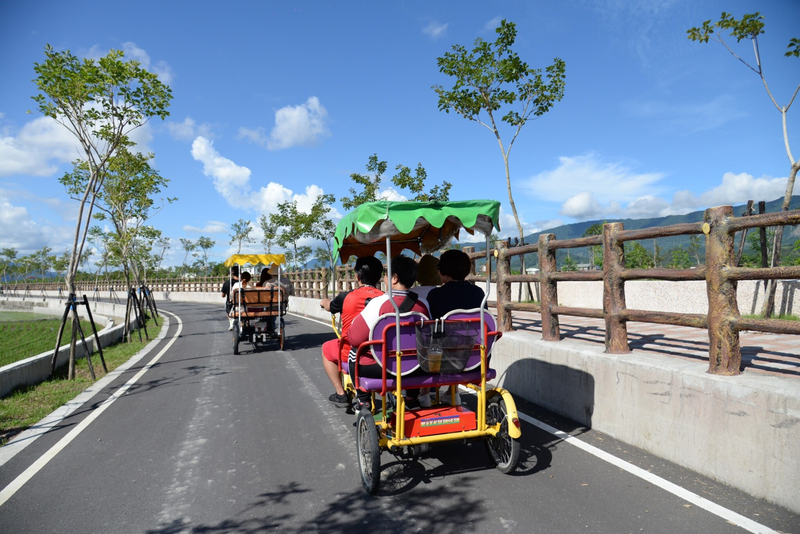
[{"x1": 0, "y1": 301, "x2": 797, "y2": 533}]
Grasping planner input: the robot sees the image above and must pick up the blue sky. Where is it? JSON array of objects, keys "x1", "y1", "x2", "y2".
[{"x1": 1, "y1": 0, "x2": 798, "y2": 267}]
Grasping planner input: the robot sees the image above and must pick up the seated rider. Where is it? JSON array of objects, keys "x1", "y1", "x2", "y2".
[
  {"x1": 256, "y1": 267, "x2": 282, "y2": 335},
  {"x1": 347, "y1": 255, "x2": 430, "y2": 412},
  {"x1": 319, "y1": 256, "x2": 384, "y2": 408},
  {"x1": 427, "y1": 249, "x2": 485, "y2": 319}
]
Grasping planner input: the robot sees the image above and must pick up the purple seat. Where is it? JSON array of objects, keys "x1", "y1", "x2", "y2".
[
  {"x1": 439, "y1": 308, "x2": 498, "y2": 372},
  {"x1": 349, "y1": 310, "x2": 502, "y2": 394}
]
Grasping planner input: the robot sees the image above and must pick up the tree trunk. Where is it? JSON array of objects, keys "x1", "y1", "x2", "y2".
[{"x1": 761, "y1": 162, "x2": 799, "y2": 318}]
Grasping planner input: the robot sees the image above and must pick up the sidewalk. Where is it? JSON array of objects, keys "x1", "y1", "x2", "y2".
[{"x1": 510, "y1": 311, "x2": 800, "y2": 379}]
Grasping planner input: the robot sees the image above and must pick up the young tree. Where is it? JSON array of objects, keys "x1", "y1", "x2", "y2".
[
  {"x1": 271, "y1": 200, "x2": 314, "y2": 270},
  {"x1": 688, "y1": 12, "x2": 799, "y2": 316},
  {"x1": 582, "y1": 223, "x2": 605, "y2": 269},
  {"x1": 668, "y1": 246, "x2": 693, "y2": 269},
  {"x1": 625, "y1": 242, "x2": 655, "y2": 269},
  {"x1": 0, "y1": 248, "x2": 18, "y2": 283},
  {"x1": 179, "y1": 238, "x2": 196, "y2": 274},
  {"x1": 308, "y1": 194, "x2": 338, "y2": 271},
  {"x1": 155, "y1": 237, "x2": 171, "y2": 271},
  {"x1": 61, "y1": 148, "x2": 174, "y2": 289},
  {"x1": 561, "y1": 255, "x2": 577, "y2": 272},
  {"x1": 32, "y1": 45, "x2": 172, "y2": 296},
  {"x1": 52, "y1": 251, "x2": 69, "y2": 286},
  {"x1": 229, "y1": 218, "x2": 255, "y2": 254},
  {"x1": 196, "y1": 236, "x2": 215, "y2": 274},
  {"x1": 688, "y1": 234, "x2": 703, "y2": 266},
  {"x1": 433, "y1": 20, "x2": 566, "y2": 243},
  {"x1": 340, "y1": 153, "x2": 451, "y2": 210},
  {"x1": 259, "y1": 214, "x2": 278, "y2": 254}
]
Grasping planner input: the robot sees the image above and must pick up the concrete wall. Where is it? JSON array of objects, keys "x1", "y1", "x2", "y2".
[
  {"x1": 491, "y1": 332, "x2": 800, "y2": 514},
  {"x1": 0, "y1": 298, "x2": 139, "y2": 398}
]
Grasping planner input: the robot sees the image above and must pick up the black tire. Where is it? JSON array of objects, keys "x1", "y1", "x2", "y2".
[
  {"x1": 485, "y1": 396, "x2": 520, "y2": 474},
  {"x1": 233, "y1": 323, "x2": 240, "y2": 355},
  {"x1": 356, "y1": 410, "x2": 380, "y2": 494}
]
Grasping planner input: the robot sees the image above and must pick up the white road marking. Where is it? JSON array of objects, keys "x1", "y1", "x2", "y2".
[
  {"x1": 0, "y1": 312, "x2": 183, "y2": 508},
  {"x1": 293, "y1": 313, "x2": 778, "y2": 533}
]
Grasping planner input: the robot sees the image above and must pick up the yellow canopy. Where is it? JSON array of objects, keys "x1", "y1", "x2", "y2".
[{"x1": 223, "y1": 254, "x2": 287, "y2": 267}]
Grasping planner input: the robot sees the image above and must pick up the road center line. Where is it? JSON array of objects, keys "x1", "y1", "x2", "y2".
[
  {"x1": 0, "y1": 311, "x2": 183, "y2": 508},
  {"x1": 293, "y1": 312, "x2": 776, "y2": 533}
]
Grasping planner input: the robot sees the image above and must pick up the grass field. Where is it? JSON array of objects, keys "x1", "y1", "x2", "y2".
[
  {"x1": 0, "y1": 320, "x2": 164, "y2": 445},
  {"x1": 0, "y1": 312, "x2": 95, "y2": 368}
]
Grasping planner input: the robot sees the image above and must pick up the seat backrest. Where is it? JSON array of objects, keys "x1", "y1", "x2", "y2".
[
  {"x1": 440, "y1": 308, "x2": 498, "y2": 371},
  {"x1": 369, "y1": 312, "x2": 428, "y2": 376},
  {"x1": 232, "y1": 287, "x2": 285, "y2": 309}
]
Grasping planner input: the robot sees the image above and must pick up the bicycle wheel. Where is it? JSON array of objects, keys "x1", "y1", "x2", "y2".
[
  {"x1": 356, "y1": 410, "x2": 380, "y2": 494},
  {"x1": 233, "y1": 322, "x2": 240, "y2": 355},
  {"x1": 485, "y1": 396, "x2": 520, "y2": 474}
]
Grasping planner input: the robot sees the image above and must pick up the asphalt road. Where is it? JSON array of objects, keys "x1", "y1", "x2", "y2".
[{"x1": 0, "y1": 301, "x2": 798, "y2": 533}]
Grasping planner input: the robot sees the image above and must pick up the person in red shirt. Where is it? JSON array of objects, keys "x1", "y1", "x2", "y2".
[
  {"x1": 319, "y1": 256, "x2": 384, "y2": 407},
  {"x1": 347, "y1": 255, "x2": 430, "y2": 411}
]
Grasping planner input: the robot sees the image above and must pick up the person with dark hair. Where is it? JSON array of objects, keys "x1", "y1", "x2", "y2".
[
  {"x1": 347, "y1": 255, "x2": 430, "y2": 411},
  {"x1": 222, "y1": 265, "x2": 240, "y2": 331},
  {"x1": 320, "y1": 256, "x2": 384, "y2": 407},
  {"x1": 427, "y1": 249, "x2": 485, "y2": 319}
]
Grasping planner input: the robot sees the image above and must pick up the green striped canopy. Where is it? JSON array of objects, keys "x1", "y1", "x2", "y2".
[{"x1": 333, "y1": 200, "x2": 501, "y2": 261}]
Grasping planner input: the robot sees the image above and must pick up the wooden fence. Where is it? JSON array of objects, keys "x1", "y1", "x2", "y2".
[{"x1": 4, "y1": 204, "x2": 799, "y2": 376}]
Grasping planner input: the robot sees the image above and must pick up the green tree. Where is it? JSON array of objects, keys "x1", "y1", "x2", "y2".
[
  {"x1": 688, "y1": 12, "x2": 799, "y2": 316},
  {"x1": 340, "y1": 154, "x2": 451, "y2": 210},
  {"x1": 52, "y1": 251, "x2": 69, "y2": 285},
  {"x1": 62, "y1": 149, "x2": 174, "y2": 289},
  {"x1": 582, "y1": 222, "x2": 604, "y2": 269},
  {"x1": 196, "y1": 236, "x2": 215, "y2": 274},
  {"x1": 32, "y1": 45, "x2": 172, "y2": 298},
  {"x1": 308, "y1": 194, "x2": 338, "y2": 270},
  {"x1": 1, "y1": 248, "x2": 18, "y2": 283},
  {"x1": 625, "y1": 242, "x2": 654, "y2": 269},
  {"x1": 259, "y1": 214, "x2": 278, "y2": 254},
  {"x1": 0, "y1": 247, "x2": 19, "y2": 283},
  {"x1": 433, "y1": 20, "x2": 566, "y2": 243},
  {"x1": 229, "y1": 218, "x2": 254, "y2": 254},
  {"x1": 668, "y1": 245, "x2": 692, "y2": 269},
  {"x1": 561, "y1": 255, "x2": 577, "y2": 272},
  {"x1": 34, "y1": 246, "x2": 53, "y2": 278},
  {"x1": 155, "y1": 237, "x2": 170, "y2": 271},
  {"x1": 688, "y1": 234, "x2": 703, "y2": 266},
  {"x1": 179, "y1": 238, "x2": 196, "y2": 275}
]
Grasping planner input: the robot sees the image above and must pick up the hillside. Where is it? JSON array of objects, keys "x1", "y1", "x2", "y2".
[{"x1": 465, "y1": 196, "x2": 800, "y2": 269}]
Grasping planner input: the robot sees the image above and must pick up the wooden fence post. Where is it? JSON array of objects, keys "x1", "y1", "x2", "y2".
[
  {"x1": 603, "y1": 222, "x2": 630, "y2": 353},
  {"x1": 495, "y1": 241, "x2": 513, "y2": 332},
  {"x1": 705, "y1": 206, "x2": 742, "y2": 375},
  {"x1": 538, "y1": 234, "x2": 560, "y2": 341}
]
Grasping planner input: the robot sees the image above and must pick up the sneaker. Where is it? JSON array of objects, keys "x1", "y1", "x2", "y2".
[
  {"x1": 228, "y1": 325, "x2": 233, "y2": 331},
  {"x1": 328, "y1": 392, "x2": 349, "y2": 408},
  {"x1": 418, "y1": 393, "x2": 432, "y2": 408},
  {"x1": 441, "y1": 390, "x2": 462, "y2": 405}
]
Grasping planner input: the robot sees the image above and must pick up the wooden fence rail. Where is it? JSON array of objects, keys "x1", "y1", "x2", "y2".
[{"x1": 4, "y1": 204, "x2": 799, "y2": 376}]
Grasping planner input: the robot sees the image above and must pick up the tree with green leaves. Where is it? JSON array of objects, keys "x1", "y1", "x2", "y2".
[
  {"x1": 259, "y1": 214, "x2": 278, "y2": 254},
  {"x1": 434, "y1": 20, "x2": 566, "y2": 243},
  {"x1": 625, "y1": 242, "x2": 654, "y2": 269},
  {"x1": 229, "y1": 218, "x2": 255, "y2": 254},
  {"x1": 270, "y1": 194, "x2": 336, "y2": 270},
  {"x1": 582, "y1": 223, "x2": 605, "y2": 269},
  {"x1": 179, "y1": 238, "x2": 196, "y2": 275},
  {"x1": 668, "y1": 246, "x2": 692, "y2": 269},
  {"x1": 52, "y1": 251, "x2": 69, "y2": 286},
  {"x1": 340, "y1": 154, "x2": 451, "y2": 210},
  {"x1": 308, "y1": 194, "x2": 338, "y2": 270},
  {"x1": 62, "y1": 148, "x2": 174, "y2": 289},
  {"x1": 1, "y1": 248, "x2": 18, "y2": 283},
  {"x1": 32, "y1": 45, "x2": 172, "y2": 297},
  {"x1": 688, "y1": 234, "x2": 703, "y2": 266},
  {"x1": 155, "y1": 237, "x2": 171, "y2": 271},
  {"x1": 196, "y1": 236, "x2": 215, "y2": 274},
  {"x1": 561, "y1": 255, "x2": 577, "y2": 272},
  {"x1": 688, "y1": 12, "x2": 799, "y2": 316}
]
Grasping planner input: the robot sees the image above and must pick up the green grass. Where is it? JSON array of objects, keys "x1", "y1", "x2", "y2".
[
  {"x1": 742, "y1": 313, "x2": 800, "y2": 321},
  {"x1": 0, "y1": 320, "x2": 164, "y2": 445},
  {"x1": 0, "y1": 315, "x2": 95, "y2": 368}
]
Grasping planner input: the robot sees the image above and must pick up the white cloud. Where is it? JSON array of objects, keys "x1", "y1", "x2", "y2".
[
  {"x1": 267, "y1": 96, "x2": 330, "y2": 150},
  {"x1": 238, "y1": 126, "x2": 267, "y2": 145},
  {"x1": 561, "y1": 192, "x2": 604, "y2": 219},
  {"x1": 527, "y1": 152, "x2": 666, "y2": 205},
  {"x1": 166, "y1": 117, "x2": 214, "y2": 142},
  {"x1": 626, "y1": 94, "x2": 748, "y2": 134},
  {"x1": 423, "y1": 21, "x2": 449, "y2": 39},
  {"x1": 670, "y1": 172, "x2": 787, "y2": 213},
  {"x1": 121, "y1": 42, "x2": 174, "y2": 84},
  {"x1": 0, "y1": 188, "x2": 71, "y2": 253},
  {"x1": 482, "y1": 17, "x2": 502, "y2": 33},
  {"x1": 190, "y1": 136, "x2": 335, "y2": 217},
  {"x1": 183, "y1": 221, "x2": 230, "y2": 234},
  {"x1": 0, "y1": 116, "x2": 79, "y2": 177}
]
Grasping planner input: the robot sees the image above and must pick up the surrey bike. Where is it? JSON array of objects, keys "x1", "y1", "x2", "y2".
[
  {"x1": 330, "y1": 200, "x2": 521, "y2": 494},
  {"x1": 226, "y1": 254, "x2": 289, "y2": 353}
]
